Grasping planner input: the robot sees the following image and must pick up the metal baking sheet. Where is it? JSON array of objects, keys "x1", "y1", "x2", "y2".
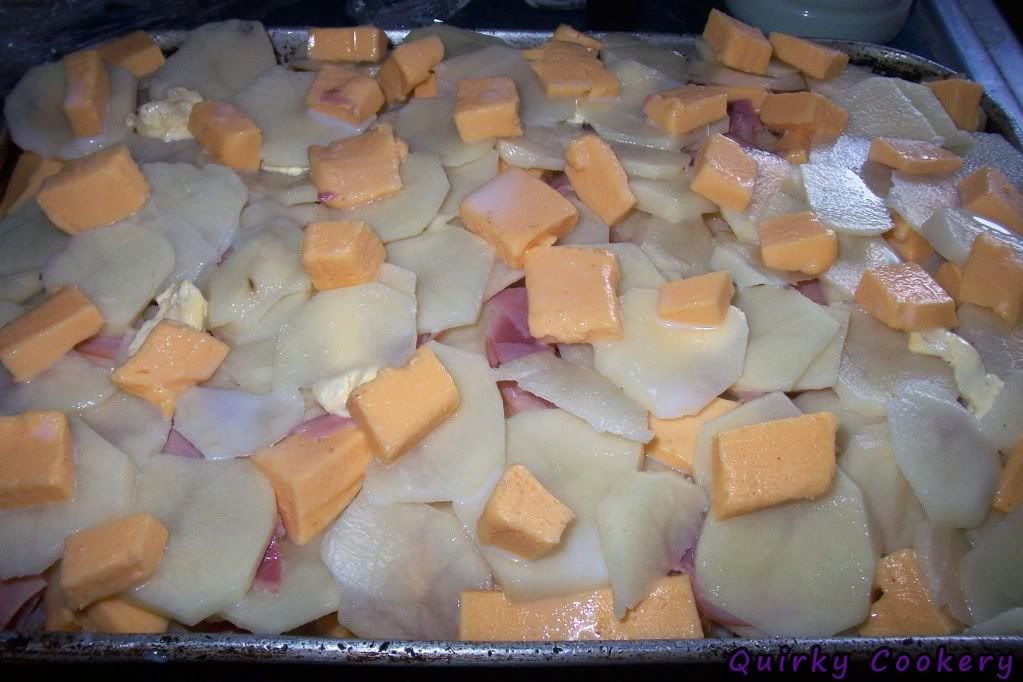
[{"x1": 2, "y1": 27, "x2": 1023, "y2": 666}]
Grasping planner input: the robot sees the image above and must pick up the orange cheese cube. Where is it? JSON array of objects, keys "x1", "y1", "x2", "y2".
[
  {"x1": 413, "y1": 73, "x2": 437, "y2": 98},
  {"x1": 477, "y1": 464, "x2": 575, "y2": 560},
  {"x1": 309, "y1": 124, "x2": 407, "y2": 209},
  {"x1": 690, "y1": 133, "x2": 757, "y2": 211},
  {"x1": 308, "y1": 26, "x2": 388, "y2": 63},
  {"x1": 646, "y1": 397, "x2": 738, "y2": 474},
  {"x1": 552, "y1": 24, "x2": 602, "y2": 51},
  {"x1": 347, "y1": 346, "x2": 460, "y2": 462},
  {"x1": 657, "y1": 271, "x2": 735, "y2": 327},
  {"x1": 758, "y1": 211, "x2": 839, "y2": 275},
  {"x1": 958, "y1": 166, "x2": 1023, "y2": 234},
  {"x1": 959, "y1": 232, "x2": 1023, "y2": 325},
  {"x1": 60, "y1": 513, "x2": 168, "y2": 610},
  {"x1": 460, "y1": 167, "x2": 578, "y2": 268},
  {"x1": 454, "y1": 77, "x2": 523, "y2": 143},
  {"x1": 760, "y1": 91, "x2": 848, "y2": 141},
  {"x1": 885, "y1": 227, "x2": 935, "y2": 265},
  {"x1": 858, "y1": 549, "x2": 959, "y2": 636},
  {"x1": 890, "y1": 212, "x2": 913, "y2": 241},
  {"x1": 62, "y1": 50, "x2": 109, "y2": 138},
  {"x1": 702, "y1": 8, "x2": 772, "y2": 76},
  {"x1": 251, "y1": 426, "x2": 372, "y2": 544},
  {"x1": 934, "y1": 261, "x2": 962, "y2": 300},
  {"x1": 0, "y1": 152, "x2": 63, "y2": 217},
  {"x1": 768, "y1": 32, "x2": 848, "y2": 80},
  {"x1": 497, "y1": 158, "x2": 550, "y2": 180},
  {"x1": 97, "y1": 31, "x2": 165, "y2": 78},
  {"x1": 776, "y1": 126, "x2": 814, "y2": 164},
  {"x1": 530, "y1": 58, "x2": 620, "y2": 98},
  {"x1": 723, "y1": 85, "x2": 768, "y2": 112},
  {"x1": 459, "y1": 575, "x2": 703, "y2": 641},
  {"x1": 112, "y1": 320, "x2": 228, "y2": 417},
  {"x1": 36, "y1": 145, "x2": 149, "y2": 234},
  {"x1": 712, "y1": 411, "x2": 838, "y2": 519},
  {"x1": 82, "y1": 598, "x2": 169, "y2": 634},
  {"x1": 376, "y1": 36, "x2": 444, "y2": 103},
  {"x1": 305, "y1": 612, "x2": 355, "y2": 638},
  {"x1": 564, "y1": 134, "x2": 636, "y2": 226},
  {"x1": 0, "y1": 286, "x2": 104, "y2": 382},
  {"x1": 926, "y1": 78, "x2": 983, "y2": 132},
  {"x1": 524, "y1": 246, "x2": 623, "y2": 344},
  {"x1": 994, "y1": 440, "x2": 1023, "y2": 513},
  {"x1": 643, "y1": 85, "x2": 727, "y2": 136},
  {"x1": 868, "y1": 137, "x2": 964, "y2": 175},
  {"x1": 302, "y1": 220, "x2": 385, "y2": 290},
  {"x1": 855, "y1": 263, "x2": 958, "y2": 331},
  {"x1": 188, "y1": 100, "x2": 262, "y2": 172},
  {"x1": 305, "y1": 65, "x2": 385, "y2": 126},
  {"x1": 44, "y1": 567, "x2": 86, "y2": 633},
  {"x1": 0, "y1": 411, "x2": 73, "y2": 510}
]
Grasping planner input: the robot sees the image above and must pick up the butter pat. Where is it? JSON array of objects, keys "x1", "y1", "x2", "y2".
[
  {"x1": 525, "y1": 246, "x2": 623, "y2": 344},
  {"x1": 347, "y1": 346, "x2": 460, "y2": 462},
  {"x1": 0, "y1": 286, "x2": 104, "y2": 382},
  {"x1": 643, "y1": 85, "x2": 727, "y2": 136},
  {"x1": 868, "y1": 137, "x2": 964, "y2": 175},
  {"x1": 908, "y1": 329, "x2": 1003, "y2": 417},
  {"x1": 477, "y1": 464, "x2": 575, "y2": 560},
  {"x1": 0, "y1": 152, "x2": 63, "y2": 217},
  {"x1": 188, "y1": 100, "x2": 262, "y2": 172},
  {"x1": 130, "y1": 87, "x2": 203, "y2": 142},
  {"x1": 312, "y1": 367, "x2": 379, "y2": 417},
  {"x1": 646, "y1": 397, "x2": 738, "y2": 474},
  {"x1": 690, "y1": 133, "x2": 756, "y2": 211},
  {"x1": 308, "y1": 26, "x2": 388, "y2": 63},
  {"x1": 994, "y1": 440, "x2": 1023, "y2": 513},
  {"x1": 657, "y1": 271, "x2": 735, "y2": 327},
  {"x1": 768, "y1": 33, "x2": 848, "y2": 80},
  {"x1": 760, "y1": 92, "x2": 848, "y2": 141},
  {"x1": 454, "y1": 77, "x2": 523, "y2": 143},
  {"x1": 305, "y1": 64, "x2": 385, "y2": 126},
  {"x1": 377, "y1": 36, "x2": 444, "y2": 103},
  {"x1": 302, "y1": 220, "x2": 385, "y2": 290},
  {"x1": 0, "y1": 411, "x2": 73, "y2": 510},
  {"x1": 36, "y1": 145, "x2": 150, "y2": 233},
  {"x1": 251, "y1": 426, "x2": 372, "y2": 544},
  {"x1": 309, "y1": 124, "x2": 407, "y2": 209},
  {"x1": 63, "y1": 50, "x2": 109, "y2": 138},
  {"x1": 97, "y1": 31, "x2": 165, "y2": 78},
  {"x1": 926, "y1": 78, "x2": 983, "y2": 132},
  {"x1": 60, "y1": 513, "x2": 168, "y2": 610},
  {"x1": 83, "y1": 598, "x2": 169, "y2": 634},
  {"x1": 958, "y1": 166, "x2": 1023, "y2": 234},
  {"x1": 712, "y1": 412, "x2": 837, "y2": 519},
  {"x1": 565, "y1": 134, "x2": 636, "y2": 226},
  {"x1": 858, "y1": 549, "x2": 959, "y2": 636},
  {"x1": 702, "y1": 8, "x2": 771, "y2": 76},
  {"x1": 758, "y1": 211, "x2": 838, "y2": 275},
  {"x1": 855, "y1": 263, "x2": 958, "y2": 331},
  {"x1": 128, "y1": 280, "x2": 208, "y2": 357},
  {"x1": 959, "y1": 232, "x2": 1023, "y2": 325}
]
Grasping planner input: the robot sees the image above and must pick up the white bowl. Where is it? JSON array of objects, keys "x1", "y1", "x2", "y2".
[{"x1": 724, "y1": 0, "x2": 913, "y2": 43}]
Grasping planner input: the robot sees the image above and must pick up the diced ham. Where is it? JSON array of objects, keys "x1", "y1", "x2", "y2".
[
  {"x1": 290, "y1": 413, "x2": 356, "y2": 440},
  {"x1": 547, "y1": 172, "x2": 575, "y2": 197},
  {"x1": 75, "y1": 334, "x2": 123, "y2": 360},
  {"x1": 162, "y1": 428, "x2": 205, "y2": 458},
  {"x1": 731, "y1": 390, "x2": 767, "y2": 404},
  {"x1": 795, "y1": 278, "x2": 826, "y2": 305},
  {"x1": 0, "y1": 576, "x2": 46, "y2": 629},
  {"x1": 483, "y1": 288, "x2": 551, "y2": 368},
  {"x1": 416, "y1": 332, "x2": 435, "y2": 347},
  {"x1": 727, "y1": 100, "x2": 763, "y2": 148},
  {"x1": 252, "y1": 533, "x2": 282, "y2": 595},
  {"x1": 498, "y1": 380, "x2": 555, "y2": 417}
]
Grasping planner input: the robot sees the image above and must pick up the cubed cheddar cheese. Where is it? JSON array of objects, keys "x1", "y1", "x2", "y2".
[
  {"x1": 643, "y1": 85, "x2": 727, "y2": 136},
  {"x1": 890, "y1": 212, "x2": 914, "y2": 241},
  {"x1": 82, "y1": 598, "x2": 169, "y2": 634},
  {"x1": 36, "y1": 145, "x2": 149, "y2": 233},
  {"x1": 305, "y1": 64, "x2": 385, "y2": 126},
  {"x1": 885, "y1": 225, "x2": 935, "y2": 265},
  {"x1": 524, "y1": 246, "x2": 623, "y2": 344},
  {"x1": 858, "y1": 549, "x2": 959, "y2": 636},
  {"x1": 309, "y1": 124, "x2": 407, "y2": 209},
  {"x1": 657, "y1": 271, "x2": 735, "y2": 326},
  {"x1": 934, "y1": 261, "x2": 962, "y2": 300},
  {"x1": 758, "y1": 211, "x2": 839, "y2": 275},
  {"x1": 959, "y1": 232, "x2": 1023, "y2": 325},
  {"x1": 768, "y1": 32, "x2": 848, "y2": 80},
  {"x1": 760, "y1": 91, "x2": 848, "y2": 142},
  {"x1": 302, "y1": 220, "x2": 385, "y2": 290},
  {"x1": 530, "y1": 58, "x2": 620, "y2": 98},
  {"x1": 958, "y1": 166, "x2": 1023, "y2": 234},
  {"x1": 646, "y1": 397, "x2": 738, "y2": 474},
  {"x1": 459, "y1": 575, "x2": 703, "y2": 641},
  {"x1": 0, "y1": 152, "x2": 63, "y2": 217},
  {"x1": 712, "y1": 412, "x2": 838, "y2": 519},
  {"x1": 497, "y1": 158, "x2": 550, "y2": 179},
  {"x1": 188, "y1": 100, "x2": 262, "y2": 172},
  {"x1": 62, "y1": 50, "x2": 109, "y2": 138},
  {"x1": 308, "y1": 26, "x2": 388, "y2": 63},
  {"x1": 0, "y1": 286, "x2": 104, "y2": 382},
  {"x1": 454, "y1": 77, "x2": 523, "y2": 143},
  {"x1": 460, "y1": 167, "x2": 578, "y2": 268},
  {"x1": 926, "y1": 78, "x2": 983, "y2": 132},
  {"x1": 60, "y1": 513, "x2": 168, "y2": 610},
  {"x1": 690, "y1": 133, "x2": 757, "y2": 211},
  {"x1": 413, "y1": 73, "x2": 437, "y2": 98},
  {"x1": 702, "y1": 9, "x2": 771, "y2": 76},
  {"x1": 97, "y1": 31, "x2": 165, "y2": 78},
  {"x1": 564, "y1": 134, "x2": 636, "y2": 226},
  {"x1": 477, "y1": 464, "x2": 575, "y2": 560},
  {"x1": 855, "y1": 262, "x2": 958, "y2": 331},
  {"x1": 552, "y1": 24, "x2": 602, "y2": 51},
  {"x1": 0, "y1": 411, "x2": 73, "y2": 510},
  {"x1": 868, "y1": 137, "x2": 964, "y2": 175},
  {"x1": 112, "y1": 320, "x2": 229, "y2": 417},
  {"x1": 347, "y1": 346, "x2": 460, "y2": 462},
  {"x1": 776, "y1": 126, "x2": 814, "y2": 165},
  {"x1": 376, "y1": 36, "x2": 444, "y2": 103},
  {"x1": 724, "y1": 85, "x2": 768, "y2": 112},
  {"x1": 251, "y1": 426, "x2": 372, "y2": 544},
  {"x1": 45, "y1": 567, "x2": 86, "y2": 632},
  {"x1": 994, "y1": 439, "x2": 1023, "y2": 513},
  {"x1": 305, "y1": 612, "x2": 355, "y2": 638}
]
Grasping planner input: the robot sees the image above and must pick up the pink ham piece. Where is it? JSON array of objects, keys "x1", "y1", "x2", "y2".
[
  {"x1": 731, "y1": 391, "x2": 767, "y2": 404},
  {"x1": 795, "y1": 278, "x2": 827, "y2": 305},
  {"x1": 162, "y1": 429, "x2": 205, "y2": 458},
  {"x1": 727, "y1": 100, "x2": 763, "y2": 148},
  {"x1": 290, "y1": 414, "x2": 356, "y2": 440},
  {"x1": 75, "y1": 334, "x2": 123, "y2": 360},
  {"x1": 546, "y1": 172, "x2": 574, "y2": 197},
  {"x1": 483, "y1": 288, "x2": 551, "y2": 368},
  {"x1": 416, "y1": 333, "x2": 435, "y2": 347},
  {"x1": 0, "y1": 576, "x2": 46, "y2": 629},
  {"x1": 252, "y1": 532, "x2": 282, "y2": 595},
  {"x1": 497, "y1": 380, "x2": 556, "y2": 417}
]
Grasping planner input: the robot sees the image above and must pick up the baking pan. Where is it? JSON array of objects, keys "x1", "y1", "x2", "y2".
[{"x1": 1, "y1": 27, "x2": 1022, "y2": 666}]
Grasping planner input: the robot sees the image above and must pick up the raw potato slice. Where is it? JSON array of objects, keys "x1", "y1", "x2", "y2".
[
  {"x1": 395, "y1": 96, "x2": 496, "y2": 167},
  {"x1": 629, "y1": 177, "x2": 716, "y2": 224},
  {"x1": 966, "y1": 609, "x2": 1023, "y2": 635},
  {"x1": 694, "y1": 471, "x2": 876, "y2": 637},
  {"x1": 957, "y1": 304, "x2": 1023, "y2": 379},
  {"x1": 4, "y1": 62, "x2": 136, "y2": 160},
  {"x1": 593, "y1": 289, "x2": 749, "y2": 419},
  {"x1": 174, "y1": 387, "x2": 305, "y2": 459},
  {"x1": 497, "y1": 126, "x2": 571, "y2": 171},
  {"x1": 960, "y1": 508, "x2": 1023, "y2": 625},
  {"x1": 42, "y1": 222, "x2": 174, "y2": 332},
  {"x1": 0, "y1": 353, "x2": 115, "y2": 416},
  {"x1": 597, "y1": 471, "x2": 707, "y2": 617},
  {"x1": 493, "y1": 352, "x2": 652, "y2": 442},
  {"x1": 405, "y1": 24, "x2": 509, "y2": 58},
  {"x1": 362, "y1": 342, "x2": 504, "y2": 504},
  {"x1": 385, "y1": 227, "x2": 495, "y2": 334},
  {"x1": 207, "y1": 337, "x2": 278, "y2": 395},
  {"x1": 977, "y1": 371, "x2": 1023, "y2": 450},
  {"x1": 596, "y1": 243, "x2": 665, "y2": 292},
  {"x1": 613, "y1": 212, "x2": 714, "y2": 280},
  {"x1": 80, "y1": 391, "x2": 172, "y2": 466},
  {"x1": 792, "y1": 388, "x2": 884, "y2": 453},
  {"x1": 599, "y1": 34, "x2": 688, "y2": 82},
  {"x1": 809, "y1": 135, "x2": 873, "y2": 177},
  {"x1": 818, "y1": 235, "x2": 900, "y2": 303},
  {"x1": 720, "y1": 150, "x2": 797, "y2": 243},
  {"x1": 966, "y1": 132, "x2": 1023, "y2": 187},
  {"x1": 0, "y1": 203, "x2": 69, "y2": 280},
  {"x1": 149, "y1": 20, "x2": 276, "y2": 100},
  {"x1": 733, "y1": 285, "x2": 841, "y2": 392},
  {"x1": 130, "y1": 456, "x2": 277, "y2": 625},
  {"x1": 0, "y1": 272, "x2": 43, "y2": 305},
  {"x1": 893, "y1": 79, "x2": 973, "y2": 152},
  {"x1": 887, "y1": 382, "x2": 1000, "y2": 528},
  {"x1": 791, "y1": 304, "x2": 850, "y2": 391},
  {"x1": 320, "y1": 496, "x2": 493, "y2": 639},
  {"x1": 800, "y1": 164, "x2": 892, "y2": 236},
  {"x1": 709, "y1": 235, "x2": 799, "y2": 288},
  {"x1": 559, "y1": 198, "x2": 610, "y2": 246},
  {"x1": 609, "y1": 142, "x2": 690, "y2": 180},
  {"x1": 126, "y1": 136, "x2": 202, "y2": 165},
  {"x1": 221, "y1": 533, "x2": 341, "y2": 635},
  {"x1": 243, "y1": 171, "x2": 318, "y2": 207},
  {"x1": 0, "y1": 301, "x2": 25, "y2": 327},
  {"x1": 437, "y1": 150, "x2": 499, "y2": 221},
  {"x1": 273, "y1": 282, "x2": 416, "y2": 391},
  {"x1": 914, "y1": 522, "x2": 971, "y2": 623},
  {"x1": 805, "y1": 63, "x2": 873, "y2": 99},
  {"x1": 0, "y1": 419, "x2": 136, "y2": 579},
  {"x1": 831, "y1": 77, "x2": 942, "y2": 145},
  {"x1": 920, "y1": 207, "x2": 1021, "y2": 267},
  {"x1": 885, "y1": 173, "x2": 957, "y2": 232}
]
